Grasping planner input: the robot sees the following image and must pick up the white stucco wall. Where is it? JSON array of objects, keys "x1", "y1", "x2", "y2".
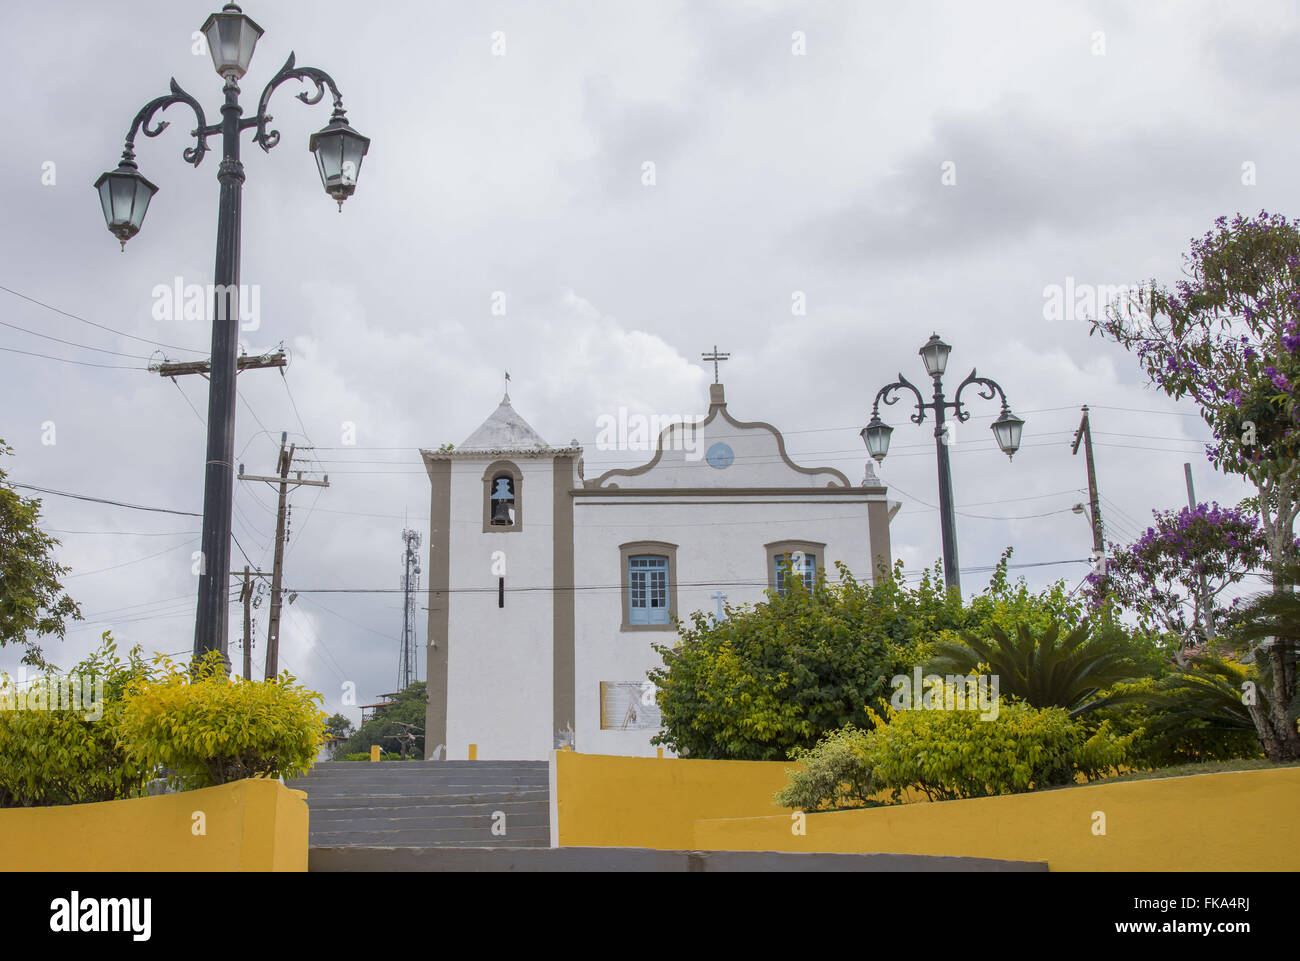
[{"x1": 444, "y1": 457, "x2": 556, "y2": 761}]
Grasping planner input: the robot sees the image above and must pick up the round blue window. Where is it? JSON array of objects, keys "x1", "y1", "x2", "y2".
[{"x1": 706, "y1": 442, "x2": 734, "y2": 469}]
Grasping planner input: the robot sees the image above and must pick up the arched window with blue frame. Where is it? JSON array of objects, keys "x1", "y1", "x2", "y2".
[
  {"x1": 619, "y1": 541, "x2": 678, "y2": 631},
  {"x1": 628, "y1": 555, "x2": 669, "y2": 624}
]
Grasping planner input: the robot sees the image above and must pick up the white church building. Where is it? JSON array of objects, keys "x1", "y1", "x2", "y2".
[{"x1": 420, "y1": 380, "x2": 897, "y2": 760}]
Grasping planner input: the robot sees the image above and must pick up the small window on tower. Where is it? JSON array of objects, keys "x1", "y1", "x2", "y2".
[{"x1": 489, "y1": 475, "x2": 515, "y2": 526}]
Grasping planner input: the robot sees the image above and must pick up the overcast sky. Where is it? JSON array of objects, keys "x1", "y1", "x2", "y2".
[{"x1": 3, "y1": 0, "x2": 1294, "y2": 723}]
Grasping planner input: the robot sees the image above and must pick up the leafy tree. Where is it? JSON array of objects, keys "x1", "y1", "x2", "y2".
[
  {"x1": 1091, "y1": 211, "x2": 1300, "y2": 759},
  {"x1": 0, "y1": 441, "x2": 81, "y2": 667},
  {"x1": 925, "y1": 620, "x2": 1156, "y2": 716},
  {"x1": 649, "y1": 562, "x2": 956, "y2": 761},
  {"x1": 1086, "y1": 502, "x2": 1270, "y2": 646},
  {"x1": 340, "y1": 681, "x2": 427, "y2": 758},
  {"x1": 323, "y1": 713, "x2": 354, "y2": 759}
]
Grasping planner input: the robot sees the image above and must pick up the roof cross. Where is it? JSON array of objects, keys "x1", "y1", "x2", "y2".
[{"x1": 701, "y1": 345, "x2": 730, "y2": 384}]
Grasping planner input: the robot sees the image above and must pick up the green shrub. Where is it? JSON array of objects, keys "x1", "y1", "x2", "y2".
[
  {"x1": 774, "y1": 685, "x2": 1136, "y2": 810},
  {"x1": 773, "y1": 724, "x2": 878, "y2": 811},
  {"x1": 118, "y1": 650, "x2": 327, "y2": 789},
  {"x1": 0, "y1": 635, "x2": 153, "y2": 807},
  {"x1": 862, "y1": 696, "x2": 1133, "y2": 802}
]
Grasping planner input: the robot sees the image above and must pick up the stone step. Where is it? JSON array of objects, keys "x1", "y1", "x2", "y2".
[
  {"x1": 312, "y1": 832, "x2": 551, "y2": 847},
  {"x1": 309, "y1": 798, "x2": 548, "y2": 815},
  {"x1": 311, "y1": 810, "x2": 549, "y2": 832},
  {"x1": 301, "y1": 790, "x2": 550, "y2": 810},
  {"x1": 289, "y1": 760, "x2": 552, "y2": 848},
  {"x1": 309, "y1": 826, "x2": 550, "y2": 847},
  {"x1": 292, "y1": 783, "x2": 547, "y2": 800},
  {"x1": 291, "y1": 767, "x2": 547, "y2": 781}
]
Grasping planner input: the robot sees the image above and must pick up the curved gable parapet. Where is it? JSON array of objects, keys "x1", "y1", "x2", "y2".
[{"x1": 591, "y1": 398, "x2": 852, "y2": 490}]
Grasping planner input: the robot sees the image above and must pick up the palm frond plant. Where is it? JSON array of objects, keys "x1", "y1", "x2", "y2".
[
  {"x1": 1097, "y1": 656, "x2": 1263, "y2": 764},
  {"x1": 925, "y1": 620, "x2": 1154, "y2": 717}
]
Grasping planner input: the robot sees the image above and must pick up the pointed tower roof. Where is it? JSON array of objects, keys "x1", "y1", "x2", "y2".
[{"x1": 459, "y1": 392, "x2": 550, "y2": 451}]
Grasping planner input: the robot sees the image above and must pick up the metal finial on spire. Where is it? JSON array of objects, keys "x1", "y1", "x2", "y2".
[
  {"x1": 503, "y1": 370, "x2": 511, "y2": 402},
  {"x1": 701, "y1": 345, "x2": 730, "y2": 384}
]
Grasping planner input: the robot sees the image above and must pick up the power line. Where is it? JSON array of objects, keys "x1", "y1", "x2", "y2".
[
  {"x1": 63, "y1": 537, "x2": 200, "y2": 578},
  {"x1": 172, "y1": 379, "x2": 207, "y2": 426},
  {"x1": 0, "y1": 283, "x2": 206, "y2": 354},
  {"x1": 0, "y1": 345, "x2": 147, "y2": 370},
  {"x1": 46, "y1": 527, "x2": 200, "y2": 537},
  {"x1": 0, "y1": 318, "x2": 153, "y2": 360},
  {"x1": 296, "y1": 592, "x2": 398, "y2": 642},
  {"x1": 280, "y1": 370, "x2": 312, "y2": 443},
  {"x1": 286, "y1": 561, "x2": 1093, "y2": 596},
  {"x1": 12, "y1": 482, "x2": 201, "y2": 517}
]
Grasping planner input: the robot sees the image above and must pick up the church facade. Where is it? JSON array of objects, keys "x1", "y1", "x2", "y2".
[{"x1": 421, "y1": 381, "x2": 897, "y2": 761}]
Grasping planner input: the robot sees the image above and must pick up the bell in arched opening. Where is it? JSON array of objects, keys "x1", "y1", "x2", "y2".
[{"x1": 490, "y1": 476, "x2": 515, "y2": 526}]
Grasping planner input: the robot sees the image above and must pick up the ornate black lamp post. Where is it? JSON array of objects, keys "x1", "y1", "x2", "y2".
[
  {"x1": 861, "y1": 333, "x2": 1024, "y2": 594},
  {"x1": 94, "y1": 3, "x2": 369, "y2": 664}
]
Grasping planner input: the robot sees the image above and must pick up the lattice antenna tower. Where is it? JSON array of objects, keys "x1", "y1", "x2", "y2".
[{"x1": 398, "y1": 527, "x2": 422, "y2": 690}]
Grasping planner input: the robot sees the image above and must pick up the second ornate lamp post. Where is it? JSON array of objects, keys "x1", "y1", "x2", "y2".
[
  {"x1": 862, "y1": 333, "x2": 1024, "y2": 594},
  {"x1": 95, "y1": 3, "x2": 369, "y2": 664}
]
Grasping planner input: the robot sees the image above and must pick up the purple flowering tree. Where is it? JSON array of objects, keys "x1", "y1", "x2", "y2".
[
  {"x1": 1090, "y1": 211, "x2": 1300, "y2": 761},
  {"x1": 1087, "y1": 502, "x2": 1268, "y2": 644}
]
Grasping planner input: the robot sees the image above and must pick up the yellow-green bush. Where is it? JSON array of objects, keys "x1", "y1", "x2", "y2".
[
  {"x1": 0, "y1": 636, "x2": 152, "y2": 807},
  {"x1": 118, "y1": 650, "x2": 327, "y2": 789},
  {"x1": 774, "y1": 681, "x2": 1136, "y2": 809},
  {"x1": 863, "y1": 699, "x2": 1133, "y2": 802}
]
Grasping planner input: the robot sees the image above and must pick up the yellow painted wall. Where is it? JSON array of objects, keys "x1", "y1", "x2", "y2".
[
  {"x1": 554, "y1": 751, "x2": 800, "y2": 849},
  {"x1": 692, "y1": 767, "x2": 1300, "y2": 871},
  {"x1": 0, "y1": 778, "x2": 308, "y2": 872}
]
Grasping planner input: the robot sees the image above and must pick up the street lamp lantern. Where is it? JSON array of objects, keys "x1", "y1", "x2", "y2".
[
  {"x1": 93, "y1": 160, "x2": 158, "y2": 250},
  {"x1": 309, "y1": 111, "x2": 370, "y2": 210},
  {"x1": 990, "y1": 408, "x2": 1025, "y2": 459},
  {"x1": 860, "y1": 413, "x2": 893, "y2": 462},
  {"x1": 918, "y1": 332, "x2": 951, "y2": 378},
  {"x1": 864, "y1": 335, "x2": 1023, "y2": 593},
  {"x1": 200, "y1": 3, "x2": 264, "y2": 80}
]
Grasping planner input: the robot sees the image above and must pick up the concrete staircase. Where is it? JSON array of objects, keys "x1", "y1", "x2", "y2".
[{"x1": 285, "y1": 760, "x2": 550, "y2": 848}]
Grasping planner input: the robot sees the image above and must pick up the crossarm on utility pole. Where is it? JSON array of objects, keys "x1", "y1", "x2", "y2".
[
  {"x1": 151, "y1": 350, "x2": 287, "y2": 378},
  {"x1": 236, "y1": 473, "x2": 330, "y2": 487}
]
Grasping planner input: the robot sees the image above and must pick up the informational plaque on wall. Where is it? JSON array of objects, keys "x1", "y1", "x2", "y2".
[{"x1": 599, "y1": 681, "x2": 662, "y2": 731}]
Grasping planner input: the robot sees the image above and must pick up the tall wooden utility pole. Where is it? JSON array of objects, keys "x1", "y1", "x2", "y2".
[
  {"x1": 236, "y1": 565, "x2": 253, "y2": 681},
  {"x1": 1072, "y1": 406, "x2": 1105, "y2": 561},
  {"x1": 238, "y1": 432, "x2": 328, "y2": 678}
]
